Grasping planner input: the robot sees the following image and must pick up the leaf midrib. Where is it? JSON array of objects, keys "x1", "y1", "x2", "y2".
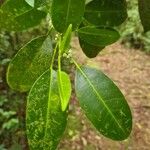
[
  {"x1": 43, "y1": 43, "x2": 58, "y2": 142},
  {"x1": 65, "y1": 0, "x2": 71, "y2": 26},
  {"x1": 85, "y1": 10, "x2": 125, "y2": 13},
  {"x1": 79, "y1": 30, "x2": 115, "y2": 37},
  {"x1": 58, "y1": 70, "x2": 65, "y2": 111},
  {"x1": 43, "y1": 69, "x2": 53, "y2": 141},
  {"x1": 77, "y1": 66, "x2": 126, "y2": 135}
]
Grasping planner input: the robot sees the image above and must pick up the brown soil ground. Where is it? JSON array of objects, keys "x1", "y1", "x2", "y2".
[{"x1": 58, "y1": 38, "x2": 150, "y2": 150}]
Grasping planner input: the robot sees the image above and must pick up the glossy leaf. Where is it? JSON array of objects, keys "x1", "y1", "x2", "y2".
[
  {"x1": 26, "y1": 69, "x2": 67, "y2": 150},
  {"x1": 79, "y1": 37, "x2": 104, "y2": 58},
  {"x1": 59, "y1": 24, "x2": 72, "y2": 54},
  {"x1": 78, "y1": 26, "x2": 120, "y2": 47},
  {"x1": 7, "y1": 36, "x2": 52, "y2": 92},
  {"x1": 51, "y1": 0, "x2": 85, "y2": 33},
  {"x1": 75, "y1": 66, "x2": 132, "y2": 140},
  {"x1": 138, "y1": 0, "x2": 150, "y2": 32},
  {"x1": 58, "y1": 71, "x2": 72, "y2": 111},
  {"x1": 0, "y1": 0, "x2": 47, "y2": 31},
  {"x1": 84, "y1": 0, "x2": 127, "y2": 27}
]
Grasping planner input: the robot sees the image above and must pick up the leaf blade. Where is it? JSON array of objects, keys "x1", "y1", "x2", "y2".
[
  {"x1": 26, "y1": 69, "x2": 67, "y2": 149},
  {"x1": 79, "y1": 37, "x2": 105, "y2": 58},
  {"x1": 51, "y1": 0, "x2": 85, "y2": 33},
  {"x1": 0, "y1": 0, "x2": 47, "y2": 31},
  {"x1": 7, "y1": 36, "x2": 52, "y2": 92},
  {"x1": 84, "y1": 0, "x2": 127, "y2": 26},
  {"x1": 78, "y1": 26, "x2": 120, "y2": 47},
  {"x1": 75, "y1": 66, "x2": 132, "y2": 141},
  {"x1": 58, "y1": 71, "x2": 72, "y2": 111},
  {"x1": 59, "y1": 24, "x2": 72, "y2": 54}
]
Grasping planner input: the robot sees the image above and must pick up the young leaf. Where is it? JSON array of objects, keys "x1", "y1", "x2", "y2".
[
  {"x1": 57, "y1": 71, "x2": 71, "y2": 111},
  {"x1": 59, "y1": 24, "x2": 72, "y2": 54},
  {"x1": 78, "y1": 26, "x2": 120, "y2": 47},
  {"x1": 79, "y1": 37, "x2": 105, "y2": 58},
  {"x1": 26, "y1": 69, "x2": 67, "y2": 150},
  {"x1": 75, "y1": 66, "x2": 132, "y2": 141},
  {"x1": 58, "y1": 25, "x2": 72, "y2": 111},
  {"x1": 84, "y1": 0, "x2": 127, "y2": 27},
  {"x1": 51, "y1": 0, "x2": 85, "y2": 33},
  {"x1": 0, "y1": 0, "x2": 47, "y2": 31},
  {"x1": 7, "y1": 36, "x2": 52, "y2": 92},
  {"x1": 138, "y1": 0, "x2": 150, "y2": 32}
]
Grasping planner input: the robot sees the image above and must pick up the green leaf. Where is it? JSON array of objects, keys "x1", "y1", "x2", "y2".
[
  {"x1": 78, "y1": 15, "x2": 103, "y2": 58},
  {"x1": 78, "y1": 26, "x2": 120, "y2": 47},
  {"x1": 59, "y1": 24, "x2": 72, "y2": 54},
  {"x1": 79, "y1": 37, "x2": 105, "y2": 58},
  {"x1": 58, "y1": 71, "x2": 72, "y2": 111},
  {"x1": 138, "y1": 0, "x2": 150, "y2": 32},
  {"x1": 0, "y1": 0, "x2": 47, "y2": 31},
  {"x1": 51, "y1": 0, "x2": 85, "y2": 33},
  {"x1": 7, "y1": 36, "x2": 52, "y2": 92},
  {"x1": 84, "y1": 0, "x2": 127, "y2": 27},
  {"x1": 26, "y1": 69, "x2": 67, "y2": 150},
  {"x1": 75, "y1": 66, "x2": 132, "y2": 141}
]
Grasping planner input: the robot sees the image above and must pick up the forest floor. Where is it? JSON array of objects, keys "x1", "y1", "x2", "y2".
[{"x1": 58, "y1": 38, "x2": 150, "y2": 150}]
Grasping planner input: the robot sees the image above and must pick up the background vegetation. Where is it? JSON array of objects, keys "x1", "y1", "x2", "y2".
[{"x1": 120, "y1": 0, "x2": 150, "y2": 53}]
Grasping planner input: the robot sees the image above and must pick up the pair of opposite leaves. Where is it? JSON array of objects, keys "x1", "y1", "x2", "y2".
[
  {"x1": 51, "y1": 0, "x2": 127, "y2": 58},
  {"x1": 26, "y1": 65, "x2": 132, "y2": 150}
]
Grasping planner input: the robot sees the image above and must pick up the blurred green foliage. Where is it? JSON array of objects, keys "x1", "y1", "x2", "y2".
[{"x1": 120, "y1": 0, "x2": 150, "y2": 53}]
